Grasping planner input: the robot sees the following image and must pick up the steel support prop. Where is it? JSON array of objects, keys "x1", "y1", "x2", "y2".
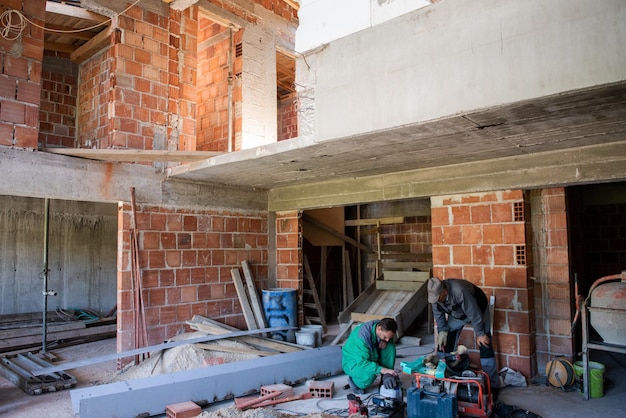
[{"x1": 71, "y1": 345, "x2": 343, "y2": 418}]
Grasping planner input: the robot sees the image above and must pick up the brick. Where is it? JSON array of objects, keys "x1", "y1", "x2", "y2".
[
  {"x1": 461, "y1": 225, "x2": 481, "y2": 244},
  {"x1": 180, "y1": 285, "x2": 197, "y2": 303},
  {"x1": 452, "y1": 245, "x2": 471, "y2": 264},
  {"x1": 166, "y1": 250, "x2": 182, "y2": 267},
  {"x1": 504, "y1": 268, "x2": 528, "y2": 288},
  {"x1": 160, "y1": 269, "x2": 175, "y2": 286},
  {"x1": 484, "y1": 267, "x2": 506, "y2": 287},
  {"x1": 0, "y1": 122, "x2": 13, "y2": 145},
  {"x1": 502, "y1": 223, "x2": 525, "y2": 244},
  {"x1": 451, "y1": 206, "x2": 470, "y2": 225},
  {"x1": 1, "y1": 100, "x2": 25, "y2": 123},
  {"x1": 4, "y1": 55, "x2": 28, "y2": 79},
  {"x1": 0, "y1": 76, "x2": 16, "y2": 98},
  {"x1": 492, "y1": 245, "x2": 514, "y2": 265},
  {"x1": 471, "y1": 204, "x2": 491, "y2": 223},
  {"x1": 472, "y1": 245, "x2": 492, "y2": 264},
  {"x1": 493, "y1": 332, "x2": 518, "y2": 355},
  {"x1": 14, "y1": 125, "x2": 37, "y2": 147},
  {"x1": 441, "y1": 225, "x2": 461, "y2": 244}
]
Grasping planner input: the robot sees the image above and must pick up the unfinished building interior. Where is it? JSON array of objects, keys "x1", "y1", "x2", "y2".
[{"x1": 1, "y1": 0, "x2": 625, "y2": 416}]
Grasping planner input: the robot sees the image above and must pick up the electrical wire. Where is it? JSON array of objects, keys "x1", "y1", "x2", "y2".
[{"x1": 0, "y1": 0, "x2": 142, "y2": 41}]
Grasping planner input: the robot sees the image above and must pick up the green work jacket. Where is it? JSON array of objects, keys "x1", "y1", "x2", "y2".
[{"x1": 341, "y1": 320, "x2": 396, "y2": 389}]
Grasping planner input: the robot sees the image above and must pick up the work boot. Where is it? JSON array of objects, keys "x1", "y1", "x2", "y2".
[
  {"x1": 347, "y1": 376, "x2": 364, "y2": 394},
  {"x1": 480, "y1": 357, "x2": 502, "y2": 390}
]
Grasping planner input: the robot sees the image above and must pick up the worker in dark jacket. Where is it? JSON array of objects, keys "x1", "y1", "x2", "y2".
[
  {"x1": 428, "y1": 277, "x2": 501, "y2": 389},
  {"x1": 342, "y1": 318, "x2": 399, "y2": 394}
]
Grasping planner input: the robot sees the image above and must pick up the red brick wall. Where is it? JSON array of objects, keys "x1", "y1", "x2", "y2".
[
  {"x1": 531, "y1": 188, "x2": 573, "y2": 371},
  {"x1": 77, "y1": 46, "x2": 113, "y2": 147},
  {"x1": 196, "y1": 19, "x2": 242, "y2": 151},
  {"x1": 77, "y1": 5, "x2": 197, "y2": 152},
  {"x1": 431, "y1": 191, "x2": 535, "y2": 378},
  {"x1": 117, "y1": 204, "x2": 268, "y2": 366},
  {"x1": 0, "y1": 1, "x2": 44, "y2": 148},
  {"x1": 39, "y1": 52, "x2": 77, "y2": 147},
  {"x1": 278, "y1": 92, "x2": 298, "y2": 141},
  {"x1": 275, "y1": 211, "x2": 303, "y2": 323}
]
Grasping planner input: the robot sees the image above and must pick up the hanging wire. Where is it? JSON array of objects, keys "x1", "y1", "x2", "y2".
[
  {"x1": 0, "y1": 9, "x2": 27, "y2": 40},
  {"x1": 0, "y1": 0, "x2": 142, "y2": 41}
]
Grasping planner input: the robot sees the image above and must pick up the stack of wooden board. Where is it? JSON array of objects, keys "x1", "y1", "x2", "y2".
[{"x1": 187, "y1": 315, "x2": 309, "y2": 355}]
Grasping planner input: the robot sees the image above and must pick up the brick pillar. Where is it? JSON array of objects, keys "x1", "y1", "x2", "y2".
[
  {"x1": 531, "y1": 188, "x2": 573, "y2": 372},
  {"x1": 431, "y1": 191, "x2": 535, "y2": 379},
  {"x1": 275, "y1": 211, "x2": 303, "y2": 325},
  {"x1": 0, "y1": 1, "x2": 44, "y2": 148}
]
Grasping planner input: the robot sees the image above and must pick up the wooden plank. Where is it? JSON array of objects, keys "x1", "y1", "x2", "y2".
[
  {"x1": 367, "y1": 261, "x2": 433, "y2": 271},
  {"x1": 196, "y1": 343, "x2": 274, "y2": 357},
  {"x1": 376, "y1": 280, "x2": 425, "y2": 292},
  {"x1": 42, "y1": 148, "x2": 222, "y2": 162},
  {"x1": 70, "y1": 26, "x2": 112, "y2": 64},
  {"x1": 241, "y1": 261, "x2": 267, "y2": 329},
  {"x1": 382, "y1": 271, "x2": 430, "y2": 282},
  {"x1": 188, "y1": 316, "x2": 301, "y2": 353},
  {"x1": 344, "y1": 217, "x2": 404, "y2": 227},
  {"x1": 368, "y1": 252, "x2": 432, "y2": 261},
  {"x1": 0, "y1": 324, "x2": 116, "y2": 351},
  {"x1": 31, "y1": 326, "x2": 293, "y2": 376},
  {"x1": 1, "y1": 321, "x2": 85, "y2": 339},
  {"x1": 46, "y1": 1, "x2": 109, "y2": 22},
  {"x1": 231, "y1": 269, "x2": 258, "y2": 330},
  {"x1": 330, "y1": 320, "x2": 354, "y2": 346},
  {"x1": 337, "y1": 280, "x2": 378, "y2": 324},
  {"x1": 351, "y1": 313, "x2": 394, "y2": 323},
  {"x1": 302, "y1": 214, "x2": 372, "y2": 253}
]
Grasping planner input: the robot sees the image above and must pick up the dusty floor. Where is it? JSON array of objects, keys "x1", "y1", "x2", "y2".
[{"x1": 1, "y1": 333, "x2": 626, "y2": 417}]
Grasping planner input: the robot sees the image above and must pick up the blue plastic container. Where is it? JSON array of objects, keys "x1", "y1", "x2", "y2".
[
  {"x1": 407, "y1": 387, "x2": 458, "y2": 418},
  {"x1": 262, "y1": 288, "x2": 297, "y2": 342}
]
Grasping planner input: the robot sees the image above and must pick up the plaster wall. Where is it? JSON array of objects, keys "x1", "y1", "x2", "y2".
[
  {"x1": 299, "y1": 0, "x2": 626, "y2": 142},
  {"x1": 241, "y1": 25, "x2": 278, "y2": 149},
  {"x1": 295, "y1": 0, "x2": 431, "y2": 52},
  {"x1": 0, "y1": 196, "x2": 117, "y2": 315}
]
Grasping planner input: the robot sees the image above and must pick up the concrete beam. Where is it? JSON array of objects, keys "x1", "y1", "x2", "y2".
[
  {"x1": 0, "y1": 148, "x2": 268, "y2": 211},
  {"x1": 268, "y1": 140, "x2": 626, "y2": 211},
  {"x1": 71, "y1": 345, "x2": 343, "y2": 418},
  {"x1": 0, "y1": 148, "x2": 163, "y2": 204}
]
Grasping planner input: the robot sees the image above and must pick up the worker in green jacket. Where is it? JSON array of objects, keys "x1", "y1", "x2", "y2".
[{"x1": 342, "y1": 318, "x2": 399, "y2": 394}]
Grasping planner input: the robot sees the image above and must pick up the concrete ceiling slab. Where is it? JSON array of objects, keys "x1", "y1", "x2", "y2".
[{"x1": 167, "y1": 82, "x2": 626, "y2": 190}]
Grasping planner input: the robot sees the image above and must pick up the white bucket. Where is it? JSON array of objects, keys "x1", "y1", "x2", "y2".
[
  {"x1": 302, "y1": 324, "x2": 323, "y2": 347},
  {"x1": 295, "y1": 329, "x2": 317, "y2": 347}
]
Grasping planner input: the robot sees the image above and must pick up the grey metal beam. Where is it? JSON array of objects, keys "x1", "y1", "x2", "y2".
[
  {"x1": 71, "y1": 345, "x2": 343, "y2": 418},
  {"x1": 32, "y1": 326, "x2": 291, "y2": 376}
]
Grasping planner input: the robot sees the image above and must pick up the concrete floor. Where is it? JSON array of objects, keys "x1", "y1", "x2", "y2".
[{"x1": 1, "y1": 330, "x2": 625, "y2": 417}]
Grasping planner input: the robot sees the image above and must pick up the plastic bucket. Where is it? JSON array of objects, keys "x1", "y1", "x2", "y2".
[
  {"x1": 295, "y1": 329, "x2": 317, "y2": 347},
  {"x1": 573, "y1": 361, "x2": 605, "y2": 398},
  {"x1": 302, "y1": 324, "x2": 323, "y2": 347},
  {"x1": 262, "y1": 288, "x2": 297, "y2": 343}
]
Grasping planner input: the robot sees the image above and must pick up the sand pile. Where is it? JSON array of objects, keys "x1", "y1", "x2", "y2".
[{"x1": 108, "y1": 332, "x2": 260, "y2": 382}]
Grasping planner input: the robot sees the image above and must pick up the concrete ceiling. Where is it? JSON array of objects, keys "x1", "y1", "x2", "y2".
[{"x1": 168, "y1": 82, "x2": 626, "y2": 190}]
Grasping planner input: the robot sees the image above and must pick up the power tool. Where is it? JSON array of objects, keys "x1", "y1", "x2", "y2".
[
  {"x1": 347, "y1": 393, "x2": 368, "y2": 416},
  {"x1": 370, "y1": 395, "x2": 405, "y2": 418}
]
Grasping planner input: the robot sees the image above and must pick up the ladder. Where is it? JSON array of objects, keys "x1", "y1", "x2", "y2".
[{"x1": 303, "y1": 255, "x2": 327, "y2": 333}]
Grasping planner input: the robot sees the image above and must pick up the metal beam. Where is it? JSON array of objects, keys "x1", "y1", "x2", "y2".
[
  {"x1": 32, "y1": 326, "x2": 292, "y2": 376},
  {"x1": 71, "y1": 345, "x2": 343, "y2": 418}
]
